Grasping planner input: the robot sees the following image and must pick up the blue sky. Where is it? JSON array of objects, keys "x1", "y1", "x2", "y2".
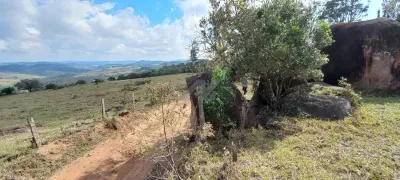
[
  {"x1": 365, "y1": 0, "x2": 382, "y2": 20},
  {"x1": 0, "y1": 0, "x2": 390, "y2": 62},
  {"x1": 93, "y1": 0, "x2": 184, "y2": 25}
]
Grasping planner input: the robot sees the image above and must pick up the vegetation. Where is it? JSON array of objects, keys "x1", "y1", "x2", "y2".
[
  {"x1": 189, "y1": 40, "x2": 200, "y2": 62},
  {"x1": 45, "y1": 83, "x2": 61, "y2": 90},
  {"x1": 204, "y1": 67, "x2": 236, "y2": 131},
  {"x1": 0, "y1": 74, "x2": 190, "y2": 171},
  {"x1": 93, "y1": 78, "x2": 105, "y2": 85},
  {"x1": 200, "y1": 0, "x2": 333, "y2": 110},
  {"x1": 75, "y1": 80, "x2": 86, "y2": 85},
  {"x1": 382, "y1": 0, "x2": 400, "y2": 21},
  {"x1": 14, "y1": 79, "x2": 43, "y2": 92},
  {"x1": 318, "y1": 0, "x2": 370, "y2": 23},
  {"x1": 117, "y1": 61, "x2": 204, "y2": 81},
  {"x1": 146, "y1": 82, "x2": 180, "y2": 144},
  {"x1": 178, "y1": 95, "x2": 400, "y2": 179},
  {"x1": 107, "y1": 76, "x2": 116, "y2": 81},
  {"x1": 1, "y1": 87, "x2": 15, "y2": 95}
]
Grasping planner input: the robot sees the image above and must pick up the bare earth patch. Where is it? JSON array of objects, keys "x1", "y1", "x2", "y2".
[{"x1": 50, "y1": 98, "x2": 191, "y2": 180}]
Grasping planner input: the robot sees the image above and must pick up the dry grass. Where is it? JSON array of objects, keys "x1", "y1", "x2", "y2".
[
  {"x1": 180, "y1": 95, "x2": 400, "y2": 179},
  {"x1": 0, "y1": 72, "x2": 43, "y2": 88},
  {"x1": 0, "y1": 74, "x2": 189, "y2": 169}
]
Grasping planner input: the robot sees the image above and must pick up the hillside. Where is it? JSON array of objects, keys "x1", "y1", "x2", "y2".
[
  {"x1": 0, "y1": 74, "x2": 190, "y2": 173},
  {"x1": 0, "y1": 72, "x2": 43, "y2": 89},
  {"x1": 0, "y1": 62, "x2": 89, "y2": 77}
]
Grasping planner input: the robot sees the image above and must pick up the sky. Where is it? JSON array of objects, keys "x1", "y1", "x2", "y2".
[{"x1": 0, "y1": 0, "x2": 385, "y2": 62}]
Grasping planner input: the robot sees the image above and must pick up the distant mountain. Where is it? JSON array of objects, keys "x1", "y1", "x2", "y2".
[
  {"x1": 0, "y1": 62, "x2": 89, "y2": 77},
  {"x1": 0, "y1": 60, "x2": 187, "y2": 77}
]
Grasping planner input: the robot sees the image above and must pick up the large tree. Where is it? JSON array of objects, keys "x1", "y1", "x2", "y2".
[
  {"x1": 318, "y1": 0, "x2": 369, "y2": 23},
  {"x1": 14, "y1": 79, "x2": 43, "y2": 92},
  {"x1": 199, "y1": 0, "x2": 333, "y2": 110},
  {"x1": 382, "y1": 0, "x2": 400, "y2": 20}
]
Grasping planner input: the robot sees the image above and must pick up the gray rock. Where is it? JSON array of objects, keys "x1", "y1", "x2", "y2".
[{"x1": 281, "y1": 92, "x2": 351, "y2": 120}]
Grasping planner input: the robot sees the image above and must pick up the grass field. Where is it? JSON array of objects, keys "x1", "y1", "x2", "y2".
[
  {"x1": 0, "y1": 72, "x2": 43, "y2": 89},
  {"x1": 0, "y1": 73, "x2": 190, "y2": 166},
  {"x1": 182, "y1": 94, "x2": 400, "y2": 179}
]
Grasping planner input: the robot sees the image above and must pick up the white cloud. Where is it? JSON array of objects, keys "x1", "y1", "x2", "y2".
[
  {"x1": 26, "y1": 26, "x2": 41, "y2": 35},
  {"x1": 0, "y1": 0, "x2": 210, "y2": 61},
  {"x1": 0, "y1": 40, "x2": 8, "y2": 51}
]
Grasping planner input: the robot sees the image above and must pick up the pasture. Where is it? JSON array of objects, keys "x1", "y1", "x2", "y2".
[{"x1": 0, "y1": 73, "x2": 190, "y2": 166}]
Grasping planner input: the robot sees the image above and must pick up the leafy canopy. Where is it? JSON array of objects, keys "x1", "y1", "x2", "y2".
[
  {"x1": 382, "y1": 0, "x2": 400, "y2": 21},
  {"x1": 318, "y1": 0, "x2": 369, "y2": 23},
  {"x1": 1, "y1": 87, "x2": 15, "y2": 95},
  {"x1": 199, "y1": 0, "x2": 333, "y2": 109},
  {"x1": 14, "y1": 79, "x2": 42, "y2": 92}
]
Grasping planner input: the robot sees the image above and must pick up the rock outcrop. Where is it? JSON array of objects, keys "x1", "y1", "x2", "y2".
[
  {"x1": 281, "y1": 83, "x2": 352, "y2": 120},
  {"x1": 322, "y1": 18, "x2": 400, "y2": 90}
]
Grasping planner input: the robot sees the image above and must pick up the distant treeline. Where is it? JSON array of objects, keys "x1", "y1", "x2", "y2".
[
  {"x1": 115, "y1": 61, "x2": 204, "y2": 80},
  {"x1": 0, "y1": 61, "x2": 205, "y2": 96}
]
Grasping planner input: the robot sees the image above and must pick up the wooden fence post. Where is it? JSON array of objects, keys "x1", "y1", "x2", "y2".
[
  {"x1": 102, "y1": 98, "x2": 106, "y2": 120},
  {"x1": 198, "y1": 96, "x2": 205, "y2": 127},
  {"x1": 27, "y1": 117, "x2": 41, "y2": 148}
]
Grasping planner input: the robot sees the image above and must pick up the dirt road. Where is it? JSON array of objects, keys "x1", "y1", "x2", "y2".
[{"x1": 49, "y1": 99, "x2": 191, "y2": 180}]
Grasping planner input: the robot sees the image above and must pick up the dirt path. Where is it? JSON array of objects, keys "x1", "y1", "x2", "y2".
[{"x1": 50, "y1": 99, "x2": 191, "y2": 180}]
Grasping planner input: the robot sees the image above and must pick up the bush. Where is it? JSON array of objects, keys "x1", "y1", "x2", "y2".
[
  {"x1": 75, "y1": 80, "x2": 86, "y2": 85},
  {"x1": 107, "y1": 77, "x2": 116, "y2": 81},
  {"x1": 338, "y1": 77, "x2": 362, "y2": 110},
  {"x1": 93, "y1": 79, "x2": 104, "y2": 85},
  {"x1": 1, "y1": 87, "x2": 15, "y2": 95},
  {"x1": 117, "y1": 75, "x2": 126, "y2": 80},
  {"x1": 146, "y1": 82, "x2": 179, "y2": 106},
  {"x1": 204, "y1": 67, "x2": 236, "y2": 132},
  {"x1": 45, "y1": 83, "x2": 58, "y2": 90}
]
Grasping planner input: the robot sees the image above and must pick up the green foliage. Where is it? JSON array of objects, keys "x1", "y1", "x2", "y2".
[
  {"x1": 75, "y1": 80, "x2": 86, "y2": 85},
  {"x1": 93, "y1": 79, "x2": 104, "y2": 85},
  {"x1": 200, "y1": 0, "x2": 333, "y2": 110},
  {"x1": 180, "y1": 96, "x2": 400, "y2": 179},
  {"x1": 45, "y1": 83, "x2": 60, "y2": 90},
  {"x1": 14, "y1": 79, "x2": 42, "y2": 92},
  {"x1": 107, "y1": 77, "x2": 116, "y2": 81},
  {"x1": 204, "y1": 67, "x2": 236, "y2": 131},
  {"x1": 1, "y1": 87, "x2": 15, "y2": 95},
  {"x1": 318, "y1": 0, "x2": 369, "y2": 23},
  {"x1": 189, "y1": 40, "x2": 199, "y2": 62},
  {"x1": 116, "y1": 62, "x2": 205, "y2": 81},
  {"x1": 382, "y1": 0, "x2": 400, "y2": 21},
  {"x1": 338, "y1": 77, "x2": 362, "y2": 109}
]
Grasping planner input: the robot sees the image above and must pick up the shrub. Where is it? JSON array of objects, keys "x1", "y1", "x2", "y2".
[
  {"x1": 45, "y1": 83, "x2": 58, "y2": 90},
  {"x1": 107, "y1": 77, "x2": 116, "y2": 81},
  {"x1": 117, "y1": 75, "x2": 126, "y2": 80},
  {"x1": 146, "y1": 82, "x2": 179, "y2": 106},
  {"x1": 75, "y1": 80, "x2": 86, "y2": 85},
  {"x1": 338, "y1": 77, "x2": 362, "y2": 110},
  {"x1": 204, "y1": 67, "x2": 236, "y2": 132},
  {"x1": 1, "y1": 87, "x2": 15, "y2": 95},
  {"x1": 104, "y1": 118, "x2": 121, "y2": 130},
  {"x1": 93, "y1": 79, "x2": 104, "y2": 85}
]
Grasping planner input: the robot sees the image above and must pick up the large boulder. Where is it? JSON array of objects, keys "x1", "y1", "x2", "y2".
[
  {"x1": 281, "y1": 83, "x2": 352, "y2": 120},
  {"x1": 322, "y1": 18, "x2": 400, "y2": 90}
]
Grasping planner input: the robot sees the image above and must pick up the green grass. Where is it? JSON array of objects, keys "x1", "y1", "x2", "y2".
[
  {"x1": 0, "y1": 74, "x2": 190, "y2": 166},
  {"x1": 181, "y1": 95, "x2": 400, "y2": 179}
]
